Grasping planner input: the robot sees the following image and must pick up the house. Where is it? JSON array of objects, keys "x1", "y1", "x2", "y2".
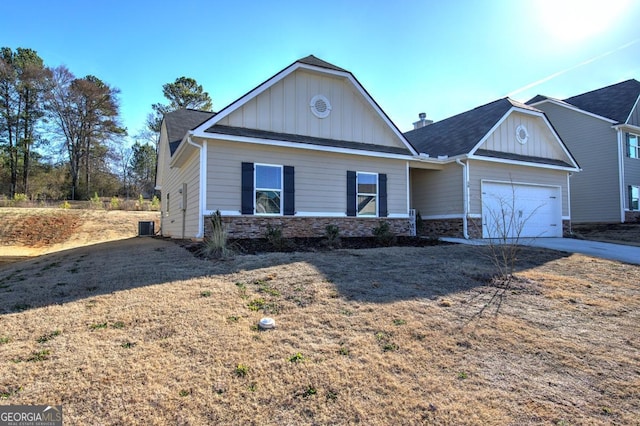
[
  {"x1": 528, "y1": 79, "x2": 640, "y2": 223},
  {"x1": 405, "y1": 98, "x2": 580, "y2": 238},
  {"x1": 155, "y1": 56, "x2": 444, "y2": 240}
]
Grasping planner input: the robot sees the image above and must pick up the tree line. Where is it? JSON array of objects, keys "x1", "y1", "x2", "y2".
[{"x1": 0, "y1": 47, "x2": 212, "y2": 202}]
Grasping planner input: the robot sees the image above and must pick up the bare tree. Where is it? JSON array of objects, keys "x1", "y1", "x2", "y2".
[{"x1": 45, "y1": 67, "x2": 124, "y2": 199}]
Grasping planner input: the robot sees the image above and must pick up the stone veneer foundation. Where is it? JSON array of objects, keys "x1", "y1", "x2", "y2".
[
  {"x1": 204, "y1": 216, "x2": 412, "y2": 239},
  {"x1": 420, "y1": 218, "x2": 572, "y2": 239},
  {"x1": 625, "y1": 211, "x2": 640, "y2": 223}
]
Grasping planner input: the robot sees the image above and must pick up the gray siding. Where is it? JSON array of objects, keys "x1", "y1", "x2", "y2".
[
  {"x1": 624, "y1": 155, "x2": 640, "y2": 209},
  {"x1": 536, "y1": 102, "x2": 621, "y2": 222},
  {"x1": 205, "y1": 139, "x2": 408, "y2": 216},
  {"x1": 410, "y1": 164, "x2": 463, "y2": 217}
]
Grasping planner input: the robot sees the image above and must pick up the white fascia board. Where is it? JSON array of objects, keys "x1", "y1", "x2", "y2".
[
  {"x1": 613, "y1": 123, "x2": 640, "y2": 133},
  {"x1": 468, "y1": 110, "x2": 511, "y2": 156},
  {"x1": 625, "y1": 94, "x2": 640, "y2": 124},
  {"x1": 169, "y1": 135, "x2": 189, "y2": 167},
  {"x1": 468, "y1": 154, "x2": 580, "y2": 172},
  {"x1": 341, "y1": 73, "x2": 419, "y2": 156},
  {"x1": 540, "y1": 114, "x2": 580, "y2": 169},
  {"x1": 533, "y1": 99, "x2": 618, "y2": 124},
  {"x1": 192, "y1": 131, "x2": 418, "y2": 161}
]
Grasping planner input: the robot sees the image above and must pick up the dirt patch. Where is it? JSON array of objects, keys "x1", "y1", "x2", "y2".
[{"x1": 0, "y1": 208, "x2": 160, "y2": 258}]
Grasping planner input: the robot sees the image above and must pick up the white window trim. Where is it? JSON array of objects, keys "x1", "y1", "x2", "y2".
[
  {"x1": 628, "y1": 133, "x2": 640, "y2": 159},
  {"x1": 254, "y1": 163, "x2": 283, "y2": 216},
  {"x1": 356, "y1": 171, "x2": 378, "y2": 217},
  {"x1": 630, "y1": 185, "x2": 640, "y2": 211}
]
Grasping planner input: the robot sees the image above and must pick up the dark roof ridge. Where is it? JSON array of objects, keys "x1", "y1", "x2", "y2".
[{"x1": 296, "y1": 55, "x2": 348, "y2": 73}]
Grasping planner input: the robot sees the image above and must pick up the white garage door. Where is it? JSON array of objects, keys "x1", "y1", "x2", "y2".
[{"x1": 482, "y1": 182, "x2": 562, "y2": 238}]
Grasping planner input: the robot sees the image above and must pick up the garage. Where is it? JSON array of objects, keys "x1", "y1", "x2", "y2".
[{"x1": 481, "y1": 181, "x2": 562, "y2": 238}]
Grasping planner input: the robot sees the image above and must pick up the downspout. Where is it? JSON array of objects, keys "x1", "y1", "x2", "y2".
[
  {"x1": 456, "y1": 158, "x2": 470, "y2": 239},
  {"x1": 186, "y1": 133, "x2": 205, "y2": 239}
]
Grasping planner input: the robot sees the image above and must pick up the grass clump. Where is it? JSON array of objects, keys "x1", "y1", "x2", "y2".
[
  {"x1": 200, "y1": 290, "x2": 212, "y2": 298},
  {"x1": 27, "y1": 349, "x2": 50, "y2": 362},
  {"x1": 201, "y1": 211, "x2": 233, "y2": 258},
  {"x1": 36, "y1": 330, "x2": 61, "y2": 343},
  {"x1": 89, "y1": 322, "x2": 108, "y2": 330},
  {"x1": 235, "y1": 364, "x2": 249, "y2": 377},
  {"x1": 0, "y1": 336, "x2": 10, "y2": 344},
  {"x1": 247, "y1": 298, "x2": 265, "y2": 311},
  {"x1": 289, "y1": 352, "x2": 305, "y2": 363}
]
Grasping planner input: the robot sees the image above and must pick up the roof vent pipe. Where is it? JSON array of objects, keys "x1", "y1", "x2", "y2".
[{"x1": 413, "y1": 112, "x2": 433, "y2": 129}]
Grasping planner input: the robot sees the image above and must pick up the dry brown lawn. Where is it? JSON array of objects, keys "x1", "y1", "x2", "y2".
[
  {"x1": 1, "y1": 225, "x2": 639, "y2": 424},
  {"x1": 571, "y1": 223, "x2": 640, "y2": 247}
]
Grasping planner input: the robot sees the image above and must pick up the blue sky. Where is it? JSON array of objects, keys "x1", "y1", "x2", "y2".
[{"x1": 2, "y1": 0, "x2": 639, "y2": 141}]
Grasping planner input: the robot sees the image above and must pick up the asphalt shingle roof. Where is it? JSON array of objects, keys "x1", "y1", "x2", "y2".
[
  {"x1": 562, "y1": 79, "x2": 640, "y2": 123},
  {"x1": 165, "y1": 109, "x2": 216, "y2": 155},
  {"x1": 404, "y1": 98, "x2": 539, "y2": 157},
  {"x1": 296, "y1": 55, "x2": 348, "y2": 73},
  {"x1": 205, "y1": 125, "x2": 412, "y2": 155}
]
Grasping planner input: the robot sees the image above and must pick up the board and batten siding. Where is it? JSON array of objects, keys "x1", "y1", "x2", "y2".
[
  {"x1": 205, "y1": 139, "x2": 408, "y2": 216},
  {"x1": 216, "y1": 69, "x2": 405, "y2": 150},
  {"x1": 536, "y1": 102, "x2": 620, "y2": 222},
  {"x1": 480, "y1": 111, "x2": 571, "y2": 162},
  {"x1": 162, "y1": 149, "x2": 201, "y2": 238},
  {"x1": 627, "y1": 101, "x2": 640, "y2": 126},
  {"x1": 410, "y1": 164, "x2": 463, "y2": 217},
  {"x1": 468, "y1": 161, "x2": 569, "y2": 217}
]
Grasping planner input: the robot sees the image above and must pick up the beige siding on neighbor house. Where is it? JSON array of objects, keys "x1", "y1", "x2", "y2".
[
  {"x1": 217, "y1": 69, "x2": 405, "y2": 149},
  {"x1": 162, "y1": 149, "x2": 201, "y2": 238},
  {"x1": 410, "y1": 164, "x2": 463, "y2": 217},
  {"x1": 536, "y1": 102, "x2": 620, "y2": 222},
  {"x1": 480, "y1": 112, "x2": 571, "y2": 162},
  {"x1": 204, "y1": 139, "x2": 408, "y2": 216},
  {"x1": 468, "y1": 160, "x2": 569, "y2": 217}
]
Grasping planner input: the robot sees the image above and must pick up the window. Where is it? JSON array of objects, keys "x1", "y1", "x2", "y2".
[
  {"x1": 357, "y1": 172, "x2": 378, "y2": 216},
  {"x1": 255, "y1": 164, "x2": 282, "y2": 214},
  {"x1": 628, "y1": 133, "x2": 640, "y2": 159},
  {"x1": 630, "y1": 186, "x2": 639, "y2": 211},
  {"x1": 241, "y1": 163, "x2": 294, "y2": 216}
]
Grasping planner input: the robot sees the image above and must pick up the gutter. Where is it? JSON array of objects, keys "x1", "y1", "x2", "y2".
[
  {"x1": 186, "y1": 133, "x2": 205, "y2": 239},
  {"x1": 456, "y1": 158, "x2": 470, "y2": 239}
]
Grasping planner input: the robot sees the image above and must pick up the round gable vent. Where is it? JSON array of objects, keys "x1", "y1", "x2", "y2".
[
  {"x1": 310, "y1": 94, "x2": 331, "y2": 118},
  {"x1": 516, "y1": 124, "x2": 529, "y2": 145}
]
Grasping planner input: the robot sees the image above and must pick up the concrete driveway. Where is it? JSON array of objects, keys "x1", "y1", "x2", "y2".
[{"x1": 441, "y1": 237, "x2": 640, "y2": 265}]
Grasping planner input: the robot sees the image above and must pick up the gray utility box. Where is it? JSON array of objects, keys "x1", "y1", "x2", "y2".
[{"x1": 138, "y1": 221, "x2": 155, "y2": 236}]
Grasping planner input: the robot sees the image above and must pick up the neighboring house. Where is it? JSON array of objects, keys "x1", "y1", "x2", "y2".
[
  {"x1": 155, "y1": 56, "x2": 443, "y2": 239},
  {"x1": 405, "y1": 98, "x2": 580, "y2": 238},
  {"x1": 528, "y1": 79, "x2": 640, "y2": 223}
]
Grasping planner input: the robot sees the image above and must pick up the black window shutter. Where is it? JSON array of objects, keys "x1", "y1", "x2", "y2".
[
  {"x1": 283, "y1": 166, "x2": 295, "y2": 216},
  {"x1": 346, "y1": 171, "x2": 356, "y2": 216},
  {"x1": 378, "y1": 173, "x2": 388, "y2": 217},
  {"x1": 626, "y1": 134, "x2": 631, "y2": 157},
  {"x1": 241, "y1": 162, "x2": 254, "y2": 215}
]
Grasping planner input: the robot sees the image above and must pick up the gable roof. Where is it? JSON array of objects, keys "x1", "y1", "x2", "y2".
[
  {"x1": 165, "y1": 109, "x2": 216, "y2": 155},
  {"x1": 528, "y1": 79, "x2": 640, "y2": 124},
  {"x1": 190, "y1": 55, "x2": 418, "y2": 156},
  {"x1": 404, "y1": 98, "x2": 539, "y2": 157},
  {"x1": 564, "y1": 79, "x2": 640, "y2": 124}
]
